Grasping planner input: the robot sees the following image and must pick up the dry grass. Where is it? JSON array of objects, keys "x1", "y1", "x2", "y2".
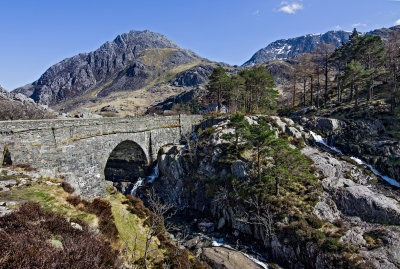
[
  {"x1": 61, "y1": 48, "x2": 209, "y2": 116},
  {"x1": 0, "y1": 183, "x2": 98, "y2": 226}
]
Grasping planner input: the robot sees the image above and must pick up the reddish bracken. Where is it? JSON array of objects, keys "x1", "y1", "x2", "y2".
[{"x1": 0, "y1": 202, "x2": 121, "y2": 268}]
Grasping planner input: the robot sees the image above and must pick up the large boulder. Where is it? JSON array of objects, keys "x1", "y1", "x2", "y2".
[
  {"x1": 201, "y1": 247, "x2": 266, "y2": 269},
  {"x1": 304, "y1": 117, "x2": 343, "y2": 135}
]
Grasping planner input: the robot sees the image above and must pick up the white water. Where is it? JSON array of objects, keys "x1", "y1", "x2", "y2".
[
  {"x1": 130, "y1": 163, "x2": 159, "y2": 196},
  {"x1": 146, "y1": 164, "x2": 159, "y2": 184},
  {"x1": 309, "y1": 131, "x2": 400, "y2": 188},
  {"x1": 350, "y1": 157, "x2": 400, "y2": 188},
  {"x1": 130, "y1": 178, "x2": 144, "y2": 196},
  {"x1": 309, "y1": 131, "x2": 342, "y2": 154},
  {"x1": 198, "y1": 235, "x2": 268, "y2": 268}
]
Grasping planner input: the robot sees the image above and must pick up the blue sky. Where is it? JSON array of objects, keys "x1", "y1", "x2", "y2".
[{"x1": 1, "y1": 0, "x2": 399, "y2": 90}]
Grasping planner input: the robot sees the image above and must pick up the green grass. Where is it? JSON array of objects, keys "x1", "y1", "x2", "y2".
[
  {"x1": 0, "y1": 173, "x2": 170, "y2": 266},
  {"x1": 106, "y1": 192, "x2": 164, "y2": 264},
  {"x1": 0, "y1": 183, "x2": 97, "y2": 225}
]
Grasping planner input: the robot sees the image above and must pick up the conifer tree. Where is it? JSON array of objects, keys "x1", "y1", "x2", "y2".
[
  {"x1": 208, "y1": 67, "x2": 230, "y2": 112},
  {"x1": 244, "y1": 118, "x2": 276, "y2": 182},
  {"x1": 343, "y1": 60, "x2": 370, "y2": 108}
]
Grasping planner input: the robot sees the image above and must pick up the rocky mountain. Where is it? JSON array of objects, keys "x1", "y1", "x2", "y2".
[
  {"x1": 368, "y1": 25, "x2": 400, "y2": 42},
  {"x1": 0, "y1": 85, "x2": 55, "y2": 120},
  {"x1": 14, "y1": 30, "x2": 217, "y2": 115},
  {"x1": 243, "y1": 31, "x2": 351, "y2": 66},
  {"x1": 244, "y1": 25, "x2": 400, "y2": 67}
]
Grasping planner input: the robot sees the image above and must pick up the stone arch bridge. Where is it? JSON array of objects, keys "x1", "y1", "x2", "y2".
[{"x1": 0, "y1": 115, "x2": 202, "y2": 198}]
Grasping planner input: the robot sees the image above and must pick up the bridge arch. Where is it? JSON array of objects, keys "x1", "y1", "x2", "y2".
[{"x1": 104, "y1": 140, "x2": 149, "y2": 184}]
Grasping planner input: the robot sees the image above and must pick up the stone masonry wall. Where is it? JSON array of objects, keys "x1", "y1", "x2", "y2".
[{"x1": 0, "y1": 114, "x2": 202, "y2": 198}]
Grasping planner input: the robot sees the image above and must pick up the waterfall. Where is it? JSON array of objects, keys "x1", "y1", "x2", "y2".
[
  {"x1": 350, "y1": 157, "x2": 400, "y2": 188},
  {"x1": 309, "y1": 131, "x2": 342, "y2": 154},
  {"x1": 130, "y1": 178, "x2": 144, "y2": 196},
  {"x1": 130, "y1": 162, "x2": 159, "y2": 196},
  {"x1": 309, "y1": 131, "x2": 400, "y2": 188},
  {"x1": 146, "y1": 164, "x2": 159, "y2": 184}
]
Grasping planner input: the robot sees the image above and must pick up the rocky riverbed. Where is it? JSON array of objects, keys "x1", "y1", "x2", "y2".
[{"x1": 144, "y1": 115, "x2": 400, "y2": 268}]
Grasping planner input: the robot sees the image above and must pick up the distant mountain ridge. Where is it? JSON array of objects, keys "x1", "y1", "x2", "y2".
[
  {"x1": 244, "y1": 25, "x2": 400, "y2": 66},
  {"x1": 243, "y1": 31, "x2": 351, "y2": 66}
]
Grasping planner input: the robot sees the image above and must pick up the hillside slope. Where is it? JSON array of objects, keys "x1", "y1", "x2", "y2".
[
  {"x1": 0, "y1": 85, "x2": 55, "y2": 120},
  {"x1": 14, "y1": 30, "x2": 217, "y2": 115}
]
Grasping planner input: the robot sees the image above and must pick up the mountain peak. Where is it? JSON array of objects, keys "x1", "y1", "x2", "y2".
[
  {"x1": 243, "y1": 30, "x2": 351, "y2": 66},
  {"x1": 111, "y1": 29, "x2": 180, "y2": 50},
  {"x1": 13, "y1": 29, "x2": 205, "y2": 110}
]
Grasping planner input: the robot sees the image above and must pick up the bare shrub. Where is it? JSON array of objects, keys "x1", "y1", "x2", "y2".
[
  {"x1": 66, "y1": 195, "x2": 82, "y2": 206},
  {"x1": 61, "y1": 182, "x2": 75, "y2": 194},
  {"x1": 0, "y1": 202, "x2": 120, "y2": 268},
  {"x1": 125, "y1": 194, "x2": 152, "y2": 219},
  {"x1": 66, "y1": 196, "x2": 119, "y2": 241},
  {"x1": 15, "y1": 163, "x2": 36, "y2": 171}
]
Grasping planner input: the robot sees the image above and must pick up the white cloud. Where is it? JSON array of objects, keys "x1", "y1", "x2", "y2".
[
  {"x1": 252, "y1": 10, "x2": 260, "y2": 16},
  {"x1": 334, "y1": 25, "x2": 341, "y2": 30},
  {"x1": 352, "y1": 23, "x2": 367, "y2": 28},
  {"x1": 278, "y1": 1, "x2": 303, "y2": 14},
  {"x1": 396, "y1": 19, "x2": 400, "y2": 25}
]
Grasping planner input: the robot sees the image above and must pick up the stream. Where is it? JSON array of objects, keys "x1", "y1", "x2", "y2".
[
  {"x1": 310, "y1": 131, "x2": 400, "y2": 188},
  {"x1": 131, "y1": 162, "x2": 270, "y2": 268},
  {"x1": 167, "y1": 215, "x2": 270, "y2": 269},
  {"x1": 130, "y1": 163, "x2": 159, "y2": 196}
]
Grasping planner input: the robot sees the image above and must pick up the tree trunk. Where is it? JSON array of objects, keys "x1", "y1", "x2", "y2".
[
  {"x1": 257, "y1": 146, "x2": 261, "y2": 182},
  {"x1": 275, "y1": 178, "x2": 280, "y2": 196},
  {"x1": 144, "y1": 236, "x2": 153, "y2": 269},
  {"x1": 292, "y1": 80, "x2": 297, "y2": 107},
  {"x1": 324, "y1": 61, "x2": 328, "y2": 106},
  {"x1": 303, "y1": 79, "x2": 307, "y2": 107},
  {"x1": 349, "y1": 85, "x2": 354, "y2": 102},
  {"x1": 392, "y1": 71, "x2": 398, "y2": 113},
  {"x1": 355, "y1": 85, "x2": 359, "y2": 108},
  {"x1": 317, "y1": 70, "x2": 321, "y2": 108},
  {"x1": 310, "y1": 76, "x2": 314, "y2": 106},
  {"x1": 217, "y1": 86, "x2": 221, "y2": 112}
]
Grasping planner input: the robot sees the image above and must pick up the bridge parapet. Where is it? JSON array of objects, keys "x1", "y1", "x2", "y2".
[{"x1": 0, "y1": 114, "x2": 202, "y2": 198}]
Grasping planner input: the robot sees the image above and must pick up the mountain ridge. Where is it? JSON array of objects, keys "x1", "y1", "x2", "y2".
[
  {"x1": 244, "y1": 25, "x2": 400, "y2": 66},
  {"x1": 14, "y1": 30, "x2": 214, "y2": 114}
]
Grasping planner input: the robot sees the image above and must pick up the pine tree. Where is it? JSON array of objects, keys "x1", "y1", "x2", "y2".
[
  {"x1": 239, "y1": 66, "x2": 277, "y2": 113},
  {"x1": 343, "y1": 60, "x2": 370, "y2": 108},
  {"x1": 386, "y1": 33, "x2": 400, "y2": 113},
  {"x1": 229, "y1": 75, "x2": 246, "y2": 113},
  {"x1": 357, "y1": 35, "x2": 386, "y2": 102},
  {"x1": 244, "y1": 118, "x2": 276, "y2": 182},
  {"x1": 208, "y1": 67, "x2": 230, "y2": 112},
  {"x1": 315, "y1": 42, "x2": 335, "y2": 106}
]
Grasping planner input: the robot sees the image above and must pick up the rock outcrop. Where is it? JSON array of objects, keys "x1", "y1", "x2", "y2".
[
  {"x1": 202, "y1": 247, "x2": 265, "y2": 269},
  {"x1": 298, "y1": 116, "x2": 400, "y2": 182},
  {"x1": 13, "y1": 30, "x2": 215, "y2": 114},
  {"x1": 0, "y1": 85, "x2": 55, "y2": 120},
  {"x1": 152, "y1": 115, "x2": 400, "y2": 268}
]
